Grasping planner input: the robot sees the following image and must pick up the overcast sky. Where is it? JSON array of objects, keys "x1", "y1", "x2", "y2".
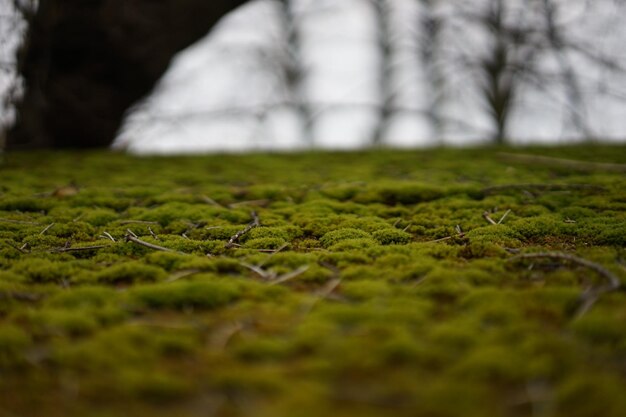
[{"x1": 2, "y1": 0, "x2": 625, "y2": 153}]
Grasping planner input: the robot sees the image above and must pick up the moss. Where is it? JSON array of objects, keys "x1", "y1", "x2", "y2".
[
  {"x1": 94, "y1": 262, "x2": 167, "y2": 284},
  {"x1": 131, "y1": 280, "x2": 240, "y2": 310},
  {"x1": 341, "y1": 280, "x2": 392, "y2": 301},
  {"x1": 244, "y1": 237, "x2": 287, "y2": 249},
  {"x1": 319, "y1": 228, "x2": 372, "y2": 248},
  {"x1": 372, "y1": 228, "x2": 412, "y2": 245},
  {"x1": 0, "y1": 324, "x2": 31, "y2": 368},
  {"x1": 1, "y1": 146, "x2": 626, "y2": 417},
  {"x1": 10, "y1": 258, "x2": 75, "y2": 284},
  {"x1": 328, "y1": 238, "x2": 376, "y2": 252},
  {"x1": 19, "y1": 308, "x2": 100, "y2": 337}
]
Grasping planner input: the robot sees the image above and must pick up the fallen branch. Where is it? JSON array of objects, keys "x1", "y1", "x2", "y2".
[
  {"x1": 482, "y1": 183, "x2": 605, "y2": 196},
  {"x1": 482, "y1": 211, "x2": 497, "y2": 225},
  {"x1": 507, "y1": 252, "x2": 622, "y2": 318},
  {"x1": 125, "y1": 230, "x2": 180, "y2": 253},
  {"x1": 225, "y1": 211, "x2": 260, "y2": 249},
  {"x1": 39, "y1": 223, "x2": 55, "y2": 235},
  {"x1": 269, "y1": 265, "x2": 310, "y2": 286},
  {"x1": 0, "y1": 218, "x2": 39, "y2": 225},
  {"x1": 118, "y1": 220, "x2": 160, "y2": 225},
  {"x1": 51, "y1": 244, "x2": 112, "y2": 253},
  {"x1": 425, "y1": 225, "x2": 465, "y2": 243},
  {"x1": 498, "y1": 152, "x2": 626, "y2": 173},
  {"x1": 497, "y1": 209, "x2": 511, "y2": 224}
]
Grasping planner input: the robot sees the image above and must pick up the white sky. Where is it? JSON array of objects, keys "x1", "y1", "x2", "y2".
[{"x1": 1, "y1": 0, "x2": 625, "y2": 153}]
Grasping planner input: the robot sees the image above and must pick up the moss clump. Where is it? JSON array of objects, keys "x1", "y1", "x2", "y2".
[
  {"x1": 131, "y1": 280, "x2": 241, "y2": 310},
  {"x1": 319, "y1": 228, "x2": 372, "y2": 248},
  {"x1": 93, "y1": 262, "x2": 167, "y2": 284},
  {"x1": 372, "y1": 228, "x2": 413, "y2": 245},
  {"x1": 0, "y1": 325, "x2": 31, "y2": 368}
]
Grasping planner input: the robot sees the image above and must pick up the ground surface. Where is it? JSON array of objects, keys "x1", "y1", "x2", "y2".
[{"x1": 0, "y1": 145, "x2": 625, "y2": 417}]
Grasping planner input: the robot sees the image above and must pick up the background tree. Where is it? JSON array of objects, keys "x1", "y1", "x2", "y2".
[{"x1": 5, "y1": 0, "x2": 247, "y2": 149}]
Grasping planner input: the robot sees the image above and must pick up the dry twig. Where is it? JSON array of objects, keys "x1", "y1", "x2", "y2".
[
  {"x1": 51, "y1": 245, "x2": 112, "y2": 253},
  {"x1": 508, "y1": 252, "x2": 621, "y2": 318},
  {"x1": 269, "y1": 265, "x2": 310, "y2": 286},
  {"x1": 39, "y1": 223, "x2": 55, "y2": 235},
  {"x1": 498, "y1": 152, "x2": 626, "y2": 173},
  {"x1": 125, "y1": 230, "x2": 180, "y2": 253},
  {"x1": 481, "y1": 183, "x2": 604, "y2": 196},
  {"x1": 225, "y1": 211, "x2": 260, "y2": 249},
  {"x1": 482, "y1": 211, "x2": 497, "y2": 225}
]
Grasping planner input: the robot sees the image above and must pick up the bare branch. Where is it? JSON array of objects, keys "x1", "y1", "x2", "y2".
[{"x1": 225, "y1": 211, "x2": 260, "y2": 249}]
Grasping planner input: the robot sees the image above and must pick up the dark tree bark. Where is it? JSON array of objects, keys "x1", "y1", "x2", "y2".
[{"x1": 7, "y1": 0, "x2": 247, "y2": 149}]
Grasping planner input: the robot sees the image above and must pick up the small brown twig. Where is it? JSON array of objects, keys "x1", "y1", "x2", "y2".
[
  {"x1": 497, "y1": 209, "x2": 511, "y2": 224},
  {"x1": 39, "y1": 223, "x2": 55, "y2": 235},
  {"x1": 119, "y1": 220, "x2": 160, "y2": 225},
  {"x1": 125, "y1": 230, "x2": 180, "y2": 253},
  {"x1": 228, "y1": 199, "x2": 270, "y2": 209},
  {"x1": 257, "y1": 243, "x2": 290, "y2": 267},
  {"x1": 99, "y1": 232, "x2": 116, "y2": 242},
  {"x1": 425, "y1": 225, "x2": 465, "y2": 243},
  {"x1": 239, "y1": 262, "x2": 275, "y2": 280},
  {"x1": 268, "y1": 265, "x2": 310, "y2": 286},
  {"x1": 508, "y1": 252, "x2": 621, "y2": 318},
  {"x1": 148, "y1": 226, "x2": 159, "y2": 241},
  {"x1": 498, "y1": 152, "x2": 626, "y2": 173},
  {"x1": 482, "y1": 211, "x2": 497, "y2": 225},
  {"x1": 51, "y1": 245, "x2": 112, "y2": 253},
  {"x1": 199, "y1": 195, "x2": 224, "y2": 207},
  {"x1": 0, "y1": 218, "x2": 39, "y2": 225},
  {"x1": 481, "y1": 183, "x2": 604, "y2": 196},
  {"x1": 224, "y1": 211, "x2": 260, "y2": 249}
]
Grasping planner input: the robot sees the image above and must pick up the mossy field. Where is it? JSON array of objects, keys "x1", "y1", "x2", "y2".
[{"x1": 1, "y1": 145, "x2": 626, "y2": 417}]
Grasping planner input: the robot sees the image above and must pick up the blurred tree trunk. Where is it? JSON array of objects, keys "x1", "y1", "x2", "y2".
[{"x1": 7, "y1": 0, "x2": 247, "y2": 149}]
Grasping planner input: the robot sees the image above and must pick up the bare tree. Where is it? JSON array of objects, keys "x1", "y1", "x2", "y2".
[
  {"x1": 276, "y1": 0, "x2": 314, "y2": 145},
  {"x1": 369, "y1": 0, "x2": 394, "y2": 145},
  {"x1": 6, "y1": 0, "x2": 248, "y2": 149}
]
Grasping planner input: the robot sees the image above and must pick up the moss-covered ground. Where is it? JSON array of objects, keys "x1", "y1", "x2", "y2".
[{"x1": 1, "y1": 145, "x2": 625, "y2": 417}]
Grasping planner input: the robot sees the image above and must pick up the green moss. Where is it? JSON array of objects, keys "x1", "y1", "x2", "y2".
[
  {"x1": 319, "y1": 228, "x2": 372, "y2": 248},
  {"x1": 341, "y1": 280, "x2": 392, "y2": 301},
  {"x1": 93, "y1": 262, "x2": 167, "y2": 284},
  {"x1": 1, "y1": 146, "x2": 626, "y2": 417},
  {"x1": 131, "y1": 280, "x2": 240, "y2": 310},
  {"x1": 0, "y1": 324, "x2": 31, "y2": 368},
  {"x1": 244, "y1": 237, "x2": 287, "y2": 249},
  {"x1": 372, "y1": 228, "x2": 412, "y2": 245}
]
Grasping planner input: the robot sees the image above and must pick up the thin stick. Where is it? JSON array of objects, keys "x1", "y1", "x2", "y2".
[
  {"x1": 39, "y1": 223, "x2": 55, "y2": 235},
  {"x1": 482, "y1": 183, "x2": 604, "y2": 196},
  {"x1": 239, "y1": 261, "x2": 275, "y2": 280},
  {"x1": 51, "y1": 245, "x2": 111, "y2": 253},
  {"x1": 199, "y1": 195, "x2": 224, "y2": 207},
  {"x1": 228, "y1": 200, "x2": 270, "y2": 209},
  {"x1": 148, "y1": 226, "x2": 159, "y2": 241},
  {"x1": 224, "y1": 211, "x2": 260, "y2": 249},
  {"x1": 119, "y1": 220, "x2": 160, "y2": 225},
  {"x1": 165, "y1": 269, "x2": 202, "y2": 283},
  {"x1": 508, "y1": 252, "x2": 621, "y2": 317},
  {"x1": 268, "y1": 265, "x2": 310, "y2": 286},
  {"x1": 497, "y1": 209, "x2": 511, "y2": 224},
  {"x1": 483, "y1": 211, "x2": 497, "y2": 225},
  {"x1": 498, "y1": 152, "x2": 626, "y2": 173},
  {"x1": 125, "y1": 231, "x2": 179, "y2": 253},
  {"x1": 100, "y1": 232, "x2": 116, "y2": 242},
  {"x1": 257, "y1": 243, "x2": 290, "y2": 267},
  {"x1": 210, "y1": 322, "x2": 244, "y2": 350},
  {"x1": 0, "y1": 218, "x2": 39, "y2": 225}
]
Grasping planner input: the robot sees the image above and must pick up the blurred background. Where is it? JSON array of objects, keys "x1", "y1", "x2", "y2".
[{"x1": 1, "y1": 0, "x2": 626, "y2": 153}]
